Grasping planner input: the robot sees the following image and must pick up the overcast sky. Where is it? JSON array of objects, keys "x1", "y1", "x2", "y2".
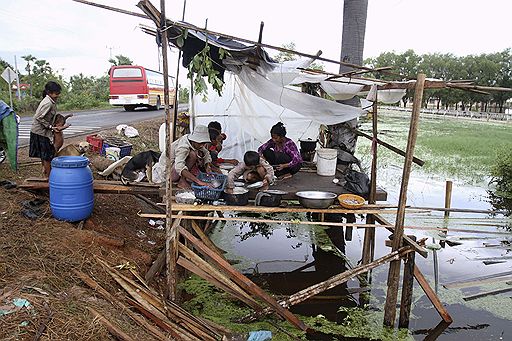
[{"x1": 1, "y1": 0, "x2": 511, "y2": 82}]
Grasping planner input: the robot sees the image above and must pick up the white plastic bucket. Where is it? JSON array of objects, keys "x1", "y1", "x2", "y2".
[{"x1": 316, "y1": 148, "x2": 337, "y2": 176}]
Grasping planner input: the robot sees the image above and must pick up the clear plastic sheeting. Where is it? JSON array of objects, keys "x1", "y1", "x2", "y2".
[{"x1": 192, "y1": 69, "x2": 366, "y2": 161}]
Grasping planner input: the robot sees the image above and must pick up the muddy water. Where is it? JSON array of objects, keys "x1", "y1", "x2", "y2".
[{"x1": 209, "y1": 168, "x2": 512, "y2": 340}]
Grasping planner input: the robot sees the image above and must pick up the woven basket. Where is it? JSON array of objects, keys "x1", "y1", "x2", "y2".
[{"x1": 338, "y1": 193, "x2": 365, "y2": 209}]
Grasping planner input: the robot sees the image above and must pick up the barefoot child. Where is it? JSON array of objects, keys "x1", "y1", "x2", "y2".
[{"x1": 226, "y1": 151, "x2": 274, "y2": 193}]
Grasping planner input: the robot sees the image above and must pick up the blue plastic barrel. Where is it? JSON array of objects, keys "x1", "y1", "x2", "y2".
[{"x1": 49, "y1": 156, "x2": 94, "y2": 222}]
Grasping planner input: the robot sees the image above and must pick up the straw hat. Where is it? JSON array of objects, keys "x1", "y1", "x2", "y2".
[{"x1": 188, "y1": 125, "x2": 211, "y2": 143}]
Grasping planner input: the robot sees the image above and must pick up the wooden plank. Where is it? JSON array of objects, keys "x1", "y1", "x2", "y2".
[
  {"x1": 145, "y1": 248, "x2": 166, "y2": 282},
  {"x1": 384, "y1": 73, "x2": 426, "y2": 327},
  {"x1": 373, "y1": 214, "x2": 428, "y2": 258},
  {"x1": 150, "y1": 203, "x2": 429, "y2": 215},
  {"x1": 463, "y1": 286, "x2": 512, "y2": 301},
  {"x1": 179, "y1": 226, "x2": 309, "y2": 331},
  {"x1": 178, "y1": 243, "x2": 263, "y2": 311},
  {"x1": 398, "y1": 237, "x2": 416, "y2": 328},
  {"x1": 87, "y1": 307, "x2": 136, "y2": 341},
  {"x1": 74, "y1": 270, "x2": 169, "y2": 341},
  {"x1": 140, "y1": 213, "x2": 508, "y2": 236},
  {"x1": 19, "y1": 181, "x2": 161, "y2": 195},
  {"x1": 177, "y1": 256, "x2": 263, "y2": 311},
  {"x1": 135, "y1": 194, "x2": 166, "y2": 213},
  {"x1": 443, "y1": 271, "x2": 512, "y2": 289},
  {"x1": 190, "y1": 220, "x2": 224, "y2": 257},
  {"x1": 414, "y1": 266, "x2": 453, "y2": 323},
  {"x1": 444, "y1": 181, "x2": 453, "y2": 218}
]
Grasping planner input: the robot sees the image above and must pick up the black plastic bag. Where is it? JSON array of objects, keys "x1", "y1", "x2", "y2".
[{"x1": 344, "y1": 169, "x2": 370, "y2": 197}]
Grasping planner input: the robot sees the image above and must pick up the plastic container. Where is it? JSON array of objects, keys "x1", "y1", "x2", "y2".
[
  {"x1": 49, "y1": 156, "x2": 94, "y2": 222},
  {"x1": 316, "y1": 148, "x2": 337, "y2": 176},
  {"x1": 105, "y1": 147, "x2": 121, "y2": 161},
  {"x1": 191, "y1": 172, "x2": 227, "y2": 201},
  {"x1": 100, "y1": 137, "x2": 132, "y2": 157},
  {"x1": 86, "y1": 134, "x2": 103, "y2": 153}
]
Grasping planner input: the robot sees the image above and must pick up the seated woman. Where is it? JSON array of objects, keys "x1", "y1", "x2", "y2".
[
  {"x1": 207, "y1": 121, "x2": 238, "y2": 166},
  {"x1": 258, "y1": 122, "x2": 302, "y2": 179}
]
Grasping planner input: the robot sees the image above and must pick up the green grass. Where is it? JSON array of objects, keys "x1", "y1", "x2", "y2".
[{"x1": 357, "y1": 111, "x2": 512, "y2": 184}]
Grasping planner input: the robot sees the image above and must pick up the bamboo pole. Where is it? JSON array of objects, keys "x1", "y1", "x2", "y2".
[
  {"x1": 157, "y1": 0, "x2": 178, "y2": 301},
  {"x1": 362, "y1": 97, "x2": 378, "y2": 267},
  {"x1": 135, "y1": 0, "x2": 375, "y2": 72},
  {"x1": 355, "y1": 129, "x2": 425, "y2": 167},
  {"x1": 383, "y1": 73, "x2": 426, "y2": 328},
  {"x1": 171, "y1": 0, "x2": 187, "y2": 140},
  {"x1": 139, "y1": 213, "x2": 511, "y2": 236},
  {"x1": 280, "y1": 247, "x2": 412, "y2": 308},
  {"x1": 444, "y1": 181, "x2": 453, "y2": 218}
]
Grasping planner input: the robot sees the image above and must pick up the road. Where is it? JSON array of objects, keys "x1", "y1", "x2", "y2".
[{"x1": 18, "y1": 104, "x2": 188, "y2": 146}]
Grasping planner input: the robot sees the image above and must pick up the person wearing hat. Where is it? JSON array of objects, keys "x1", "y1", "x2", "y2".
[{"x1": 169, "y1": 125, "x2": 214, "y2": 189}]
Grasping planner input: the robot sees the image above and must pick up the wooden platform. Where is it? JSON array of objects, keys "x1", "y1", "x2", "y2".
[{"x1": 254, "y1": 171, "x2": 387, "y2": 201}]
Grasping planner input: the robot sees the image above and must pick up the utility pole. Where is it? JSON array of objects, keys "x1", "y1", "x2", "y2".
[{"x1": 14, "y1": 55, "x2": 21, "y2": 100}]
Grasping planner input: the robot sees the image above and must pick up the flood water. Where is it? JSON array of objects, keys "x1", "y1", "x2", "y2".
[{"x1": 209, "y1": 168, "x2": 512, "y2": 340}]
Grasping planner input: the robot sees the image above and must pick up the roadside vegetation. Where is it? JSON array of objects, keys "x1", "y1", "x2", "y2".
[{"x1": 0, "y1": 54, "x2": 190, "y2": 115}]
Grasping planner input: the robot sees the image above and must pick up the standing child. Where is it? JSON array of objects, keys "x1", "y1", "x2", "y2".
[{"x1": 29, "y1": 81, "x2": 70, "y2": 178}]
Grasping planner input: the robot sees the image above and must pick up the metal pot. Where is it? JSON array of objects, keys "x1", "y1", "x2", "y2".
[
  {"x1": 223, "y1": 187, "x2": 249, "y2": 206},
  {"x1": 295, "y1": 191, "x2": 337, "y2": 209},
  {"x1": 299, "y1": 139, "x2": 318, "y2": 153},
  {"x1": 255, "y1": 190, "x2": 287, "y2": 207}
]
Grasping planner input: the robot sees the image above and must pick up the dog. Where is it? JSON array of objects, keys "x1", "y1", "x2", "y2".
[
  {"x1": 121, "y1": 150, "x2": 161, "y2": 185},
  {"x1": 55, "y1": 142, "x2": 89, "y2": 157}
]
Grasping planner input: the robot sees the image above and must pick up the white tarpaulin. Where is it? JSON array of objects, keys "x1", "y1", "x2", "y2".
[{"x1": 191, "y1": 67, "x2": 366, "y2": 161}]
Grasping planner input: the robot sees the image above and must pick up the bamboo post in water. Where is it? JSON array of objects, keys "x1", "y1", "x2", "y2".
[
  {"x1": 362, "y1": 94, "x2": 379, "y2": 266},
  {"x1": 444, "y1": 180, "x2": 453, "y2": 218},
  {"x1": 383, "y1": 73, "x2": 426, "y2": 327},
  {"x1": 398, "y1": 236, "x2": 416, "y2": 328}
]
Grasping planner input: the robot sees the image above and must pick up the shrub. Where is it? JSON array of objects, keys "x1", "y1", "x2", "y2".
[{"x1": 489, "y1": 149, "x2": 512, "y2": 215}]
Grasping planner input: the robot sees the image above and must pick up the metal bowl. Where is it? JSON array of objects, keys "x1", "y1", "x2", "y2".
[{"x1": 295, "y1": 191, "x2": 337, "y2": 209}]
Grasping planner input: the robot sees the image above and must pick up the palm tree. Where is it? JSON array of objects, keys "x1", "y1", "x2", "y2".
[
  {"x1": 329, "y1": 0, "x2": 368, "y2": 154},
  {"x1": 22, "y1": 54, "x2": 36, "y2": 95}
]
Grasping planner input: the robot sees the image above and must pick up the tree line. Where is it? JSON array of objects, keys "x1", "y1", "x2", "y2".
[
  {"x1": 364, "y1": 49, "x2": 512, "y2": 113},
  {"x1": 0, "y1": 55, "x2": 133, "y2": 114},
  {"x1": 2, "y1": 49, "x2": 510, "y2": 114}
]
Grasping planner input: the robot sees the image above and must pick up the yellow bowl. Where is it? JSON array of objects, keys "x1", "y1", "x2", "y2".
[{"x1": 338, "y1": 193, "x2": 365, "y2": 209}]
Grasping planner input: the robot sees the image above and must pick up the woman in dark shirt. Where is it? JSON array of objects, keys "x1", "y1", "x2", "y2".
[{"x1": 258, "y1": 122, "x2": 302, "y2": 178}]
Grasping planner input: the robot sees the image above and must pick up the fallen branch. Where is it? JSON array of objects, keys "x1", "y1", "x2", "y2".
[{"x1": 87, "y1": 306, "x2": 136, "y2": 341}]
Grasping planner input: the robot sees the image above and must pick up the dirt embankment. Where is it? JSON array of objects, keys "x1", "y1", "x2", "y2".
[{"x1": 0, "y1": 118, "x2": 168, "y2": 340}]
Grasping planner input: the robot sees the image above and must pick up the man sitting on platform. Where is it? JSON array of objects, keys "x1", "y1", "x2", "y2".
[{"x1": 168, "y1": 125, "x2": 214, "y2": 189}]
